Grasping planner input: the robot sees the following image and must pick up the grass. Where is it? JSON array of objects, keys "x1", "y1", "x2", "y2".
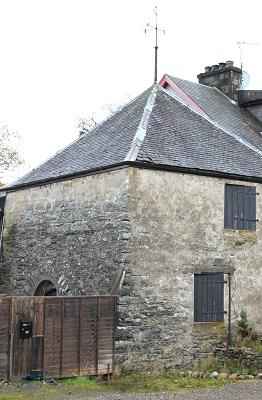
[
  {"x1": 106, "y1": 374, "x2": 227, "y2": 392},
  {"x1": 239, "y1": 337, "x2": 262, "y2": 353},
  {"x1": 0, "y1": 373, "x2": 229, "y2": 400},
  {"x1": 63, "y1": 374, "x2": 227, "y2": 393},
  {"x1": 0, "y1": 386, "x2": 59, "y2": 400}
]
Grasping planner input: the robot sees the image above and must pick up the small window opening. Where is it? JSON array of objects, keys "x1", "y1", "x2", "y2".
[
  {"x1": 194, "y1": 272, "x2": 224, "y2": 322},
  {"x1": 224, "y1": 184, "x2": 256, "y2": 230},
  {"x1": 34, "y1": 280, "x2": 57, "y2": 296}
]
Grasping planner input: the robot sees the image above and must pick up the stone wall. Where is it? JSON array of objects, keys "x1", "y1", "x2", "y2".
[
  {"x1": 2, "y1": 165, "x2": 262, "y2": 371},
  {"x1": 117, "y1": 167, "x2": 262, "y2": 371},
  {"x1": 215, "y1": 346, "x2": 262, "y2": 371},
  {"x1": 0, "y1": 168, "x2": 129, "y2": 295}
]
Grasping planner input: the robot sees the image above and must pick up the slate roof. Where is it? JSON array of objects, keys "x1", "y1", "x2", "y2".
[
  {"x1": 7, "y1": 76, "x2": 262, "y2": 189},
  {"x1": 137, "y1": 89, "x2": 262, "y2": 178},
  {"x1": 11, "y1": 87, "x2": 151, "y2": 186},
  {"x1": 168, "y1": 75, "x2": 262, "y2": 152}
]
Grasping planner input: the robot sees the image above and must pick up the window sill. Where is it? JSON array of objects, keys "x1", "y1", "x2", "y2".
[
  {"x1": 224, "y1": 228, "x2": 256, "y2": 233},
  {"x1": 193, "y1": 321, "x2": 224, "y2": 325},
  {"x1": 223, "y1": 229, "x2": 257, "y2": 246},
  {"x1": 192, "y1": 321, "x2": 225, "y2": 335}
]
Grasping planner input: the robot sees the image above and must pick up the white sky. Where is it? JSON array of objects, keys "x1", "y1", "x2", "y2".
[{"x1": 1, "y1": 0, "x2": 262, "y2": 181}]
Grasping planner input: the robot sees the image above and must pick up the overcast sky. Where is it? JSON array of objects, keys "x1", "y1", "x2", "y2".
[{"x1": 1, "y1": 0, "x2": 262, "y2": 181}]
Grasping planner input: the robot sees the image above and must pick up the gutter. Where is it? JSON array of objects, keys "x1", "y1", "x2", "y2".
[{"x1": 2, "y1": 161, "x2": 262, "y2": 193}]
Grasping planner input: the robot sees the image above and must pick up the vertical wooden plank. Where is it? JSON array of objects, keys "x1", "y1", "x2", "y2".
[
  {"x1": 33, "y1": 297, "x2": 44, "y2": 336},
  {"x1": 30, "y1": 297, "x2": 44, "y2": 377},
  {"x1": 0, "y1": 297, "x2": 11, "y2": 379},
  {"x1": 43, "y1": 298, "x2": 62, "y2": 377},
  {"x1": 61, "y1": 298, "x2": 80, "y2": 376},
  {"x1": 31, "y1": 336, "x2": 44, "y2": 374},
  {"x1": 245, "y1": 186, "x2": 256, "y2": 231},
  {"x1": 112, "y1": 296, "x2": 117, "y2": 374},
  {"x1": 97, "y1": 296, "x2": 114, "y2": 374},
  {"x1": 79, "y1": 297, "x2": 97, "y2": 376},
  {"x1": 96, "y1": 297, "x2": 99, "y2": 376},
  {"x1": 42, "y1": 297, "x2": 46, "y2": 376},
  {"x1": 12, "y1": 297, "x2": 35, "y2": 378},
  {"x1": 7, "y1": 297, "x2": 12, "y2": 380},
  {"x1": 78, "y1": 298, "x2": 81, "y2": 376},
  {"x1": 59, "y1": 298, "x2": 64, "y2": 378}
]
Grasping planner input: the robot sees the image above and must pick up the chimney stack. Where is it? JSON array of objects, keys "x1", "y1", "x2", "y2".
[{"x1": 197, "y1": 61, "x2": 242, "y2": 101}]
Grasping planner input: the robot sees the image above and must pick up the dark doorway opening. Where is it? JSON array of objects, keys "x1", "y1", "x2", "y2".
[{"x1": 34, "y1": 280, "x2": 57, "y2": 296}]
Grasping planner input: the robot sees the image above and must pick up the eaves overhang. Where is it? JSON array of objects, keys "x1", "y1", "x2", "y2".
[{"x1": 2, "y1": 161, "x2": 262, "y2": 193}]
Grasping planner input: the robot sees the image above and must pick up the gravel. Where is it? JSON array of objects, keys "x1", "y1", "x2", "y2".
[
  {"x1": 1, "y1": 380, "x2": 262, "y2": 400},
  {"x1": 75, "y1": 381, "x2": 262, "y2": 400}
]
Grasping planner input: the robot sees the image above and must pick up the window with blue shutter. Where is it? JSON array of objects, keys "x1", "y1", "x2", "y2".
[
  {"x1": 224, "y1": 184, "x2": 256, "y2": 230},
  {"x1": 0, "y1": 195, "x2": 6, "y2": 254},
  {"x1": 194, "y1": 272, "x2": 224, "y2": 322}
]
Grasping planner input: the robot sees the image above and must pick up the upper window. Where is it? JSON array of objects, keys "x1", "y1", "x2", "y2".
[
  {"x1": 194, "y1": 272, "x2": 224, "y2": 322},
  {"x1": 224, "y1": 184, "x2": 256, "y2": 231}
]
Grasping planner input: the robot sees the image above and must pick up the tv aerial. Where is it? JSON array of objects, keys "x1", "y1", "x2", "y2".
[
  {"x1": 145, "y1": 6, "x2": 166, "y2": 84},
  {"x1": 241, "y1": 70, "x2": 250, "y2": 89},
  {"x1": 236, "y1": 41, "x2": 260, "y2": 88}
]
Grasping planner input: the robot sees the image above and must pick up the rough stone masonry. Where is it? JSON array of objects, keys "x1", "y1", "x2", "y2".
[{"x1": 1, "y1": 166, "x2": 262, "y2": 371}]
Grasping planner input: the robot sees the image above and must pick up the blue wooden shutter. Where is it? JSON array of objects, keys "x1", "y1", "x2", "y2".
[
  {"x1": 243, "y1": 186, "x2": 256, "y2": 230},
  {"x1": 0, "y1": 196, "x2": 5, "y2": 229},
  {"x1": 225, "y1": 185, "x2": 256, "y2": 230},
  {"x1": 0, "y1": 196, "x2": 6, "y2": 255},
  {"x1": 194, "y1": 273, "x2": 224, "y2": 322}
]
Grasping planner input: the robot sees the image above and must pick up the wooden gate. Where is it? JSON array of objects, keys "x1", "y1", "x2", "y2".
[{"x1": 0, "y1": 296, "x2": 117, "y2": 380}]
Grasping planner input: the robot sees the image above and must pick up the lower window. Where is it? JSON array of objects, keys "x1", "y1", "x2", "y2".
[{"x1": 194, "y1": 272, "x2": 224, "y2": 322}]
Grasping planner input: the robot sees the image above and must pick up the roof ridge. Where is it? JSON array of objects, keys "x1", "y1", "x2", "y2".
[
  {"x1": 160, "y1": 86, "x2": 262, "y2": 159},
  {"x1": 125, "y1": 85, "x2": 158, "y2": 161}
]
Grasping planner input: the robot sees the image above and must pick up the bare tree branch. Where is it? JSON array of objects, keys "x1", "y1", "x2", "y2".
[
  {"x1": 77, "y1": 96, "x2": 131, "y2": 137},
  {"x1": 0, "y1": 125, "x2": 23, "y2": 177}
]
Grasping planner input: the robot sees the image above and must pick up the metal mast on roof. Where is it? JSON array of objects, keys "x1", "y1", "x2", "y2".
[
  {"x1": 145, "y1": 6, "x2": 165, "y2": 84},
  {"x1": 236, "y1": 41, "x2": 260, "y2": 86}
]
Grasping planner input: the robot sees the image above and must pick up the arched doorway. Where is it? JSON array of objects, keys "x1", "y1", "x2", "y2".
[{"x1": 34, "y1": 280, "x2": 57, "y2": 296}]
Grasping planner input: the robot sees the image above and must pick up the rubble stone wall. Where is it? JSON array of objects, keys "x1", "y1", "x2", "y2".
[
  {"x1": 0, "y1": 168, "x2": 129, "y2": 296},
  {"x1": 117, "y1": 167, "x2": 262, "y2": 371}
]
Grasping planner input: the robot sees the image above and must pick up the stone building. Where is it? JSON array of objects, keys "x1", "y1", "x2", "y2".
[{"x1": 1, "y1": 60, "x2": 262, "y2": 370}]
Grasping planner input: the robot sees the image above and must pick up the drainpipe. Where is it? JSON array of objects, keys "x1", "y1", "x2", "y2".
[{"x1": 227, "y1": 272, "x2": 232, "y2": 351}]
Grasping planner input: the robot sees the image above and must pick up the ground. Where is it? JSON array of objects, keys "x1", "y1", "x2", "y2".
[{"x1": 1, "y1": 378, "x2": 262, "y2": 400}]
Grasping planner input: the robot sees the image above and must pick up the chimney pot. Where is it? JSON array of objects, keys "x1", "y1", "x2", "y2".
[
  {"x1": 226, "y1": 60, "x2": 234, "y2": 67},
  {"x1": 211, "y1": 64, "x2": 219, "y2": 71},
  {"x1": 197, "y1": 60, "x2": 242, "y2": 101},
  {"x1": 219, "y1": 62, "x2": 226, "y2": 69}
]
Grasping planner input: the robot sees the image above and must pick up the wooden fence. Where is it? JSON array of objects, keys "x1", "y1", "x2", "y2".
[{"x1": 0, "y1": 296, "x2": 117, "y2": 380}]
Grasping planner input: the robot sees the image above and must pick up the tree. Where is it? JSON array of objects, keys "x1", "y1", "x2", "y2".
[
  {"x1": 0, "y1": 124, "x2": 23, "y2": 179},
  {"x1": 77, "y1": 97, "x2": 131, "y2": 137},
  {"x1": 78, "y1": 116, "x2": 97, "y2": 136}
]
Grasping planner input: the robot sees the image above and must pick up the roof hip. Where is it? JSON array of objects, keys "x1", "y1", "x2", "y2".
[{"x1": 125, "y1": 85, "x2": 158, "y2": 161}]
